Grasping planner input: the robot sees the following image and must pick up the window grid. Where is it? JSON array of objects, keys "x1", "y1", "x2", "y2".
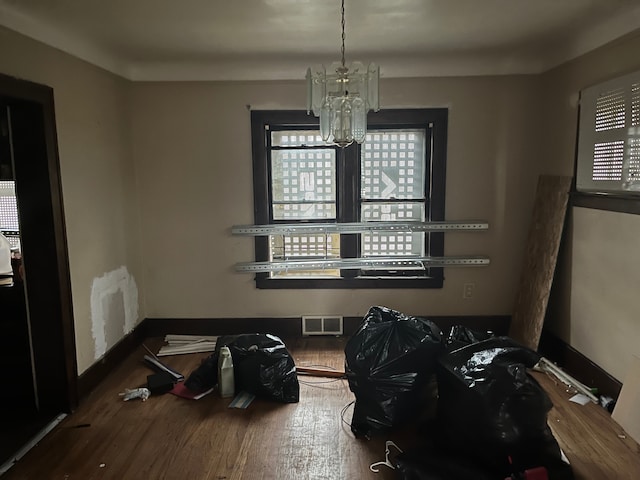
[
  {"x1": 271, "y1": 147, "x2": 336, "y2": 220},
  {"x1": 360, "y1": 130, "x2": 426, "y2": 258},
  {"x1": 361, "y1": 131, "x2": 424, "y2": 200},
  {"x1": 0, "y1": 180, "x2": 20, "y2": 250},
  {"x1": 269, "y1": 233, "x2": 341, "y2": 278},
  {"x1": 0, "y1": 181, "x2": 18, "y2": 231},
  {"x1": 270, "y1": 131, "x2": 338, "y2": 268},
  {"x1": 272, "y1": 132, "x2": 326, "y2": 147},
  {"x1": 270, "y1": 234, "x2": 340, "y2": 259},
  {"x1": 595, "y1": 88, "x2": 625, "y2": 132},
  {"x1": 592, "y1": 141, "x2": 624, "y2": 181},
  {"x1": 361, "y1": 203, "x2": 424, "y2": 221},
  {"x1": 251, "y1": 109, "x2": 447, "y2": 289},
  {"x1": 632, "y1": 83, "x2": 640, "y2": 127},
  {"x1": 361, "y1": 232, "x2": 423, "y2": 256},
  {"x1": 578, "y1": 70, "x2": 640, "y2": 193},
  {"x1": 625, "y1": 136, "x2": 640, "y2": 185}
]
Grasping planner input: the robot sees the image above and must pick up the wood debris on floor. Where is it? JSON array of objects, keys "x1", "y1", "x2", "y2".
[{"x1": 157, "y1": 334, "x2": 218, "y2": 356}]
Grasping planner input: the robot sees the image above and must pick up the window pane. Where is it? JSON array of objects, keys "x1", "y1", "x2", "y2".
[
  {"x1": 0, "y1": 180, "x2": 18, "y2": 230},
  {"x1": 271, "y1": 149, "x2": 336, "y2": 220},
  {"x1": 632, "y1": 83, "x2": 640, "y2": 127},
  {"x1": 271, "y1": 234, "x2": 340, "y2": 258},
  {"x1": 271, "y1": 131, "x2": 325, "y2": 147},
  {"x1": 271, "y1": 268, "x2": 341, "y2": 278},
  {"x1": 362, "y1": 231, "x2": 425, "y2": 257},
  {"x1": 595, "y1": 88, "x2": 625, "y2": 132},
  {"x1": 361, "y1": 202, "x2": 426, "y2": 257},
  {"x1": 0, "y1": 181, "x2": 20, "y2": 250},
  {"x1": 626, "y1": 134, "x2": 640, "y2": 186},
  {"x1": 361, "y1": 129, "x2": 426, "y2": 200},
  {"x1": 592, "y1": 141, "x2": 624, "y2": 181},
  {"x1": 270, "y1": 233, "x2": 341, "y2": 278},
  {"x1": 361, "y1": 202, "x2": 424, "y2": 221},
  {"x1": 360, "y1": 130, "x2": 427, "y2": 260}
]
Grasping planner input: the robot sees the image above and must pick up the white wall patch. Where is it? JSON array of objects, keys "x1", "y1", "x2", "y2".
[{"x1": 90, "y1": 266, "x2": 139, "y2": 360}]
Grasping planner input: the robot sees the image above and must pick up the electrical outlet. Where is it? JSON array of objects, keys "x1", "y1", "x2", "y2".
[{"x1": 463, "y1": 283, "x2": 475, "y2": 299}]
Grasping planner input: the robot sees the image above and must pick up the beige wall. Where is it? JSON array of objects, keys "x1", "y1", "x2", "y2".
[
  {"x1": 569, "y1": 208, "x2": 640, "y2": 381},
  {"x1": 6, "y1": 20, "x2": 638, "y2": 382},
  {"x1": 0, "y1": 27, "x2": 145, "y2": 374},
  {"x1": 543, "y1": 32, "x2": 640, "y2": 382},
  {"x1": 131, "y1": 75, "x2": 542, "y2": 319}
]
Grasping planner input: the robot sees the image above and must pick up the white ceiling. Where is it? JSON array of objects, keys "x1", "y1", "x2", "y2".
[{"x1": 1, "y1": 0, "x2": 639, "y2": 81}]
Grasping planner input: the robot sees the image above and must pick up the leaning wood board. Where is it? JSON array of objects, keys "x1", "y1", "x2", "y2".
[{"x1": 509, "y1": 175, "x2": 572, "y2": 350}]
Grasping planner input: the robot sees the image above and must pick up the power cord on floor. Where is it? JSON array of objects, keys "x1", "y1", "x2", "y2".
[
  {"x1": 340, "y1": 400, "x2": 355, "y2": 428},
  {"x1": 298, "y1": 378, "x2": 344, "y2": 386}
]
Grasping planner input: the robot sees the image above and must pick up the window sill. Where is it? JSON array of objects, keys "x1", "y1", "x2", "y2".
[
  {"x1": 255, "y1": 275, "x2": 444, "y2": 289},
  {"x1": 571, "y1": 191, "x2": 640, "y2": 216}
]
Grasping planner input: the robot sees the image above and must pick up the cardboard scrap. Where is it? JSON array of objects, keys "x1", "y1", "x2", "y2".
[{"x1": 569, "y1": 393, "x2": 591, "y2": 406}]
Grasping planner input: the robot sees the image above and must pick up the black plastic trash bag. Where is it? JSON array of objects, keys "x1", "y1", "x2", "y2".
[
  {"x1": 394, "y1": 442, "x2": 497, "y2": 480},
  {"x1": 184, "y1": 333, "x2": 299, "y2": 403},
  {"x1": 435, "y1": 337, "x2": 573, "y2": 479},
  {"x1": 344, "y1": 306, "x2": 443, "y2": 438},
  {"x1": 444, "y1": 324, "x2": 495, "y2": 351}
]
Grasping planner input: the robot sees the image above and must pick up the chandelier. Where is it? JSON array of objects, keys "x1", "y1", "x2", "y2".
[{"x1": 306, "y1": 0, "x2": 380, "y2": 148}]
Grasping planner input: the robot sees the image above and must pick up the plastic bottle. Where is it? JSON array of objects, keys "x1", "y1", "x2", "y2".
[{"x1": 218, "y1": 346, "x2": 235, "y2": 398}]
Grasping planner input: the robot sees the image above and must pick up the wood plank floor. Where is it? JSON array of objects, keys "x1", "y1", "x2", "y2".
[
  {"x1": 531, "y1": 371, "x2": 640, "y2": 480},
  {"x1": 3, "y1": 337, "x2": 639, "y2": 479}
]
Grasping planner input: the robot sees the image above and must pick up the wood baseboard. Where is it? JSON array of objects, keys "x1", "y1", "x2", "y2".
[
  {"x1": 75, "y1": 317, "x2": 622, "y2": 411},
  {"x1": 75, "y1": 314, "x2": 511, "y2": 402},
  {"x1": 538, "y1": 329, "x2": 622, "y2": 401},
  {"x1": 76, "y1": 322, "x2": 147, "y2": 401},
  {"x1": 143, "y1": 315, "x2": 512, "y2": 338}
]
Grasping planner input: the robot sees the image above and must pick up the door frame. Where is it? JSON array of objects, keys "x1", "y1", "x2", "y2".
[{"x1": 0, "y1": 72, "x2": 77, "y2": 412}]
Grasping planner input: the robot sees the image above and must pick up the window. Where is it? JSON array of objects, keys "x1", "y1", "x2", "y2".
[
  {"x1": 0, "y1": 181, "x2": 19, "y2": 249},
  {"x1": 577, "y1": 69, "x2": 640, "y2": 195},
  {"x1": 0, "y1": 104, "x2": 20, "y2": 249},
  {"x1": 250, "y1": 109, "x2": 447, "y2": 289}
]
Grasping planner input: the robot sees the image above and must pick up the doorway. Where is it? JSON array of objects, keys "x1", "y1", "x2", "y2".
[{"x1": 0, "y1": 73, "x2": 77, "y2": 467}]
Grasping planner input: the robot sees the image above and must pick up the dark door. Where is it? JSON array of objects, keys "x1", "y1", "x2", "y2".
[{"x1": 0, "y1": 74, "x2": 77, "y2": 468}]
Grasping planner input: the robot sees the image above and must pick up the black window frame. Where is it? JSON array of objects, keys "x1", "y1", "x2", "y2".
[{"x1": 250, "y1": 108, "x2": 448, "y2": 289}]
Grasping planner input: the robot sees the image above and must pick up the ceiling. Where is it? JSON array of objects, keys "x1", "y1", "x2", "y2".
[{"x1": 1, "y1": 0, "x2": 639, "y2": 81}]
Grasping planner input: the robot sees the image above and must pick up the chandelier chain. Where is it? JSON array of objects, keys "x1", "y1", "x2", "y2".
[
  {"x1": 340, "y1": 0, "x2": 346, "y2": 67},
  {"x1": 306, "y1": 0, "x2": 379, "y2": 147}
]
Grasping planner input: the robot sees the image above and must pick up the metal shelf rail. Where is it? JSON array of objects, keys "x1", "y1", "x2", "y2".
[{"x1": 232, "y1": 220, "x2": 490, "y2": 274}]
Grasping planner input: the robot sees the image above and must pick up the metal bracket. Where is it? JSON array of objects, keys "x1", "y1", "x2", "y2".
[
  {"x1": 231, "y1": 220, "x2": 488, "y2": 236},
  {"x1": 235, "y1": 256, "x2": 489, "y2": 273}
]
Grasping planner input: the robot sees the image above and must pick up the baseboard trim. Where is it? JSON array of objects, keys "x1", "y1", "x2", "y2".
[
  {"x1": 538, "y1": 329, "x2": 622, "y2": 401},
  {"x1": 143, "y1": 315, "x2": 512, "y2": 339},
  {"x1": 76, "y1": 321, "x2": 147, "y2": 401},
  {"x1": 75, "y1": 316, "x2": 621, "y2": 405},
  {"x1": 76, "y1": 314, "x2": 511, "y2": 401}
]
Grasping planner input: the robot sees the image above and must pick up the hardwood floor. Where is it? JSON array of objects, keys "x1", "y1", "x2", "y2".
[
  {"x1": 3, "y1": 337, "x2": 639, "y2": 479},
  {"x1": 532, "y1": 370, "x2": 640, "y2": 480}
]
